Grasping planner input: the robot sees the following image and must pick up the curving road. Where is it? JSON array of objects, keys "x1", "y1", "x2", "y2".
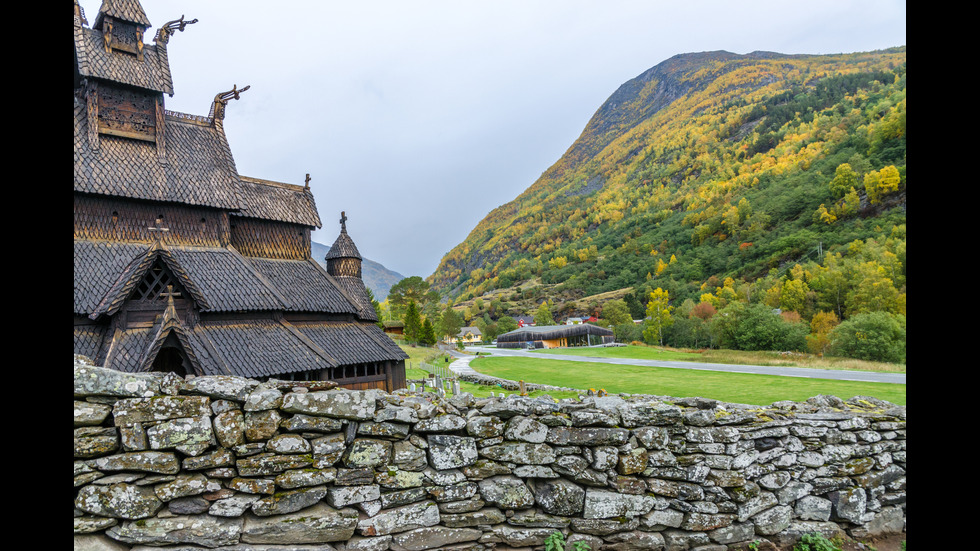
[{"x1": 462, "y1": 345, "x2": 906, "y2": 385}]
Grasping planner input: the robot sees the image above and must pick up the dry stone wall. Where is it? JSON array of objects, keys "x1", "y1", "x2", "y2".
[{"x1": 73, "y1": 357, "x2": 906, "y2": 550}]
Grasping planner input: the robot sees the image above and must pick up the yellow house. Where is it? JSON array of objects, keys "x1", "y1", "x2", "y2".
[{"x1": 453, "y1": 326, "x2": 483, "y2": 345}]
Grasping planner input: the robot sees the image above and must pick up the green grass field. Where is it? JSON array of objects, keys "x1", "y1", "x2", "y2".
[
  {"x1": 470, "y1": 356, "x2": 906, "y2": 406},
  {"x1": 532, "y1": 345, "x2": 906, "y2": 373},
  {"x1": 532, "y1": 346, "x2": 700, "y2": 361}
]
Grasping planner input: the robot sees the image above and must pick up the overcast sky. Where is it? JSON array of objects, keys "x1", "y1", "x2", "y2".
[{"x1": 80, "y1": 1, "x2": 906, "y2": 278}]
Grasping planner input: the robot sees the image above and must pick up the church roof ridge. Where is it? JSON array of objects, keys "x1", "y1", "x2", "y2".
[
  {"x1": 164, "y1": 110, "x2": 215, "y2": 127},
  {"x1": 239, "y1": 175, "x2": 310, "y2": 193}
]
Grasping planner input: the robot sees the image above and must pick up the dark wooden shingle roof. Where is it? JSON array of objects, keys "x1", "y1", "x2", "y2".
[
  {"x1": 75, "y1": 241, "x2": 374, "y2": 317},
  {"x1": 497, "y1": 324, "x2": 614, "y2": 343},
  {"x1": 75, "y1": 240, "x2": 151, "y2": 314},
  {"x1": 297, "y1": 323, "x2": 407, "y2": 365},
  {"x1": 166, "y1": 247, "x2": 286, "y2": 312},
  {"x1": 190, "y1": 319, "x2": 337, "y2": 377},
  {"x1": 100, "y1": 326, "x2": 156, "y2": 371},
  {"x1": 74, "y1": 104, "x2": 243, "y2": 209},
  {"x1": 236, "y1": 177, "x2": 321, "y2": 228},
  {"x1": 74, "y1": 27, "x2": 173, "y2": 94},
  {"x1": 326, "y1": 230, "x2": 361, "y2": 260},
  {"x1": 74, "y1": 325, "x2": 109, "y2": 361},
  {"x1": 89, "y1": 245, "x2": 210, "y2": 318},
  {"x1": 333, "y1": 276, "x2": 379, "y2": 321},
  {"x1": 95, "y1": 0, "x2": 152, "y2": 27},
  {"x1": 248, "y1": 258, "x2": 360, "y2": 314}
]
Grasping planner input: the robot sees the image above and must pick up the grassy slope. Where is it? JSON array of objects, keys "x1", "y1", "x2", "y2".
[{"x1": 470, "y1": 355, "x2": 906, "y2": 406}]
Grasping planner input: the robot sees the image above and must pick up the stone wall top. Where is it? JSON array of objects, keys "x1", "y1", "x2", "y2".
[{"x1": 74, "y1": 357, "x2": 906, "y2": 550}]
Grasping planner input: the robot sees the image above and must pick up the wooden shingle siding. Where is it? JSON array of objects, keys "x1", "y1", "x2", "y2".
[{"x1": 73, "y1": 1, "x2": 407, "y2": 387}]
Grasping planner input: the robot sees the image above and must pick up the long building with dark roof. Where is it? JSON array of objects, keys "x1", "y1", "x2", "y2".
[
  {"x1": 73, "y1": 0, "x2": 407, "y2": 390},
  {"x1": 496, "y1": 324, "x2": 614, "y2": 349}
]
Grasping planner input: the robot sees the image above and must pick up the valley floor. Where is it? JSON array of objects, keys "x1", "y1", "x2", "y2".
[{"x1": 467, "y1": 345, "x2": 906, "y2": 384}]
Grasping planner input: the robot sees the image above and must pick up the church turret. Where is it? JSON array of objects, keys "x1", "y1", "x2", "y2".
[
  {"x1": 74, "y1": 0, "x2": 195, "y2": 152},
  {"x1": 325, "y1": 211, "x2": 363, "y2": 279},
  {"x1": 93, "y1": 0, "x2": 152, "y2": 61}
]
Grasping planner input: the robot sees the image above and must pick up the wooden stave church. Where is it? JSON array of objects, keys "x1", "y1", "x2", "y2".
[{"x1": 73, "y1": 0, "x2": 407, "y2": 391}]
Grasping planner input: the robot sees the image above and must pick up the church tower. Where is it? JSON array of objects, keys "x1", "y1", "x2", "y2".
[{"x1": 325, "y1": 212, "x2": 362, "y2": 278}]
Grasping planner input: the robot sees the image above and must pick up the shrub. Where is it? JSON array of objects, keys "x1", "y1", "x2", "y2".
[
  {"x1": 793, "y1": 532, "x2": 842, "y2": 551},
  {"x1": 827, "y1": 311, "x2": 906, "y2": 363},
  {"x1": 544, "y1": 530, "x2": 591, "y2": 551},
  {"x1": 710, "y1": 302, "x2": 808, "y2": 352},
  {"x1": 613, "y1": 321, "x2": 643, "y2": 343}
]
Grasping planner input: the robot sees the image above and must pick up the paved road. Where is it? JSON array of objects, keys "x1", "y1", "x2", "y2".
[{"x1": 462, "y1": 346, "x2": 906, "y2": 385}]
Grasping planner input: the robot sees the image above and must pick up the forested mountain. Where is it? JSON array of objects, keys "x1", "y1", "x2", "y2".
[{"x1": 427, "y1": 48, "x2": 905, "y2": 356}]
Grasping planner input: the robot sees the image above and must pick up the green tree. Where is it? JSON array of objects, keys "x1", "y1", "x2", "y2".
[
  {"x1": 779, "y1": 278, "x2": 809, "y2": 314},
  {"x1": 668, "y1": 315, "x2": 710, "y2": 349},
  {"x1": 829, "y1": 163, "x2": 858, "y2": 199},
  {"x1": 476, "y1": 314, "x2": 500, "y2": 343},
  {"x1": 534, "y1": 301, "x2": 555, "y2": 326},
  {"x1": 845, "y1": 262, "x2": 902, "y2": 315},
  {"x1": 624, "y1": 293, "x2": 645, "y2": 319},
  {"x1": 366, "y1": 287, "x2": 383, "y2": 328},
  {"x1": 839, "y1": 187, "x2": 860, "y2": 217},
  {"x1": 643, "y1": 288, "x2": 674, "y2": 346},
  {"x1": 710, "y1": 302, "x2": 807, "y2": 352},
  {"x1": 403, "y1": 300, "x2": 422, "y2": 344},
  {"x1": 497, "y1": 316, "x2": 519, "y2": 335},
  {"x1": 827, "y1": 312, "x2": 905, "y2": 363},
  {"x1": 437, "y1": 306, "x2": 463, "y2": 342},
  {"x1": 601, "y1": 299, "x2": 633, "y2": 326},
  {"x1": 419, "y1": 318, "x2": 437, "y2": 346},
  {"x1": 388, "y1": 276, "x2": 439, "y2": 319},
  {"x1": 863, "y1": 166, "x2": 901, "y2": 205}
]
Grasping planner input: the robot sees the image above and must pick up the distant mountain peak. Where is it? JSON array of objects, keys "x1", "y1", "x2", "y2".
[{"x1": 312, "y1": 241, "x2": 404, "y2": 300}]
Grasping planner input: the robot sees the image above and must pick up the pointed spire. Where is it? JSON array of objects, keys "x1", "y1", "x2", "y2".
[{"x1": 326, "y1": 212, "x2": 362, "y2": 278}]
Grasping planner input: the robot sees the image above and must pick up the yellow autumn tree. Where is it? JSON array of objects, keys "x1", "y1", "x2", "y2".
[
  {"x1": 864, "y1": 166, "x2": 901, "y2": 205},
  {"x1": 806, "y1": 311, "x2": 839, "y2": 355},
  {"x1": 643, "y1": 288, "x2": 674, "y2": 346}
]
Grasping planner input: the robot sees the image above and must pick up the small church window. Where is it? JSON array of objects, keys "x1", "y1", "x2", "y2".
[{"x1": 135, "y1": 264, "x2": 175, "y2": 301}]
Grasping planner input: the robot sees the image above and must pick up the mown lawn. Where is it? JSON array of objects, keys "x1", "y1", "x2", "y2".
[
  {"x1": 532, "y1": 345, "x2": 906, "y2": 373},
  {"x1": 470, "y1": 356, "x2": 906, "y2": 406}
]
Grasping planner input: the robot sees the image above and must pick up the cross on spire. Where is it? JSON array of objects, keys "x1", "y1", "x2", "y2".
[
  {"x1": 148, "y1": 216, "x2": 170, "y2": 245},
  {"x1": 305, "y1": 173, "x2": 311, "y2": 189},
  {"x1": 160, "y1": 285, "x2": 181, "y2": 300},
  {"x1": 340, "y1": 211, "x2": 348, "y2": 233}
]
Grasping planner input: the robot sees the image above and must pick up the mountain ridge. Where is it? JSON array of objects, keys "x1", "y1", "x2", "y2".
[
  {"x1": 427, "y1": 47, "x2": 906, "y2": 321},
  {"x1": 311, "y1": 241, "x2": 404, "y2": 301}
]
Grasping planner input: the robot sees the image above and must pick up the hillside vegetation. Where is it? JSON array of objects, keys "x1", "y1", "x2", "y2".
[{"x1": 428, "y1": 49, "x2": 906, "y2": 360}]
